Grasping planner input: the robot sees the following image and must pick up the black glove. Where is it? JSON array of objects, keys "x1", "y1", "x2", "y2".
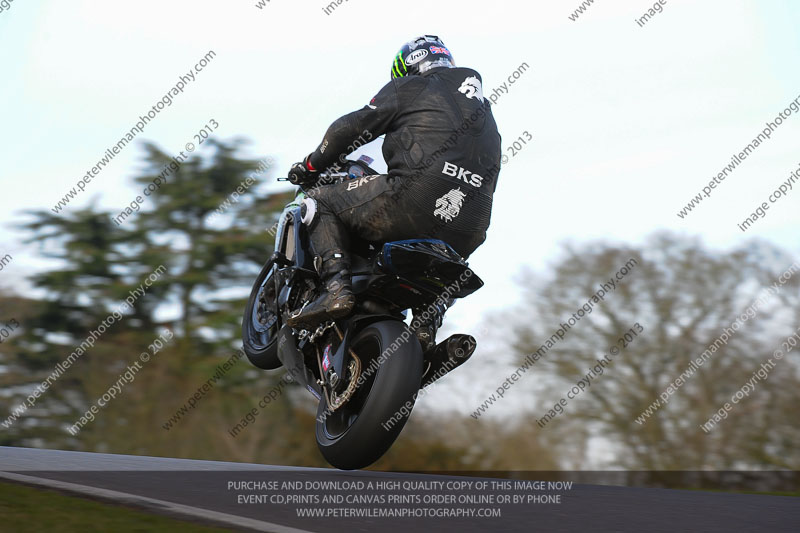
[{"x1": 287, "y1": 156, "x2": 318, "y2": 188}]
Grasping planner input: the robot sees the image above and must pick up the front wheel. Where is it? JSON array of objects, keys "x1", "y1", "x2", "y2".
[
  {"x1": 242, "y1": 261, "x2": 281, "y2": 369},
  {"x1": 315, "y1": 320, "x2": 423, "y2": 470}
]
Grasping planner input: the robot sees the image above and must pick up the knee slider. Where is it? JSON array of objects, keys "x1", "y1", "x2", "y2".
[{"x1": 300, "y1": 198, "x2": 318, "y2": 227}]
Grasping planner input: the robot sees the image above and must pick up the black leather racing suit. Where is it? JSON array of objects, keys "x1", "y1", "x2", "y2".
[{"x1": 306, "y1": 66, "x2": 501, "y2": 265}]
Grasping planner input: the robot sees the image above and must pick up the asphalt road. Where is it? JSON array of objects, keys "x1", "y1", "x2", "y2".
[{"x1": 1, "y1": 447, "x2": 798, "y2": 532}]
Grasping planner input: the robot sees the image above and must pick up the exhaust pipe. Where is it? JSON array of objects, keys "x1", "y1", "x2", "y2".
[
  {"x1": 443, "y1": 334, "x2": 476, "y2": 360},
  {"x1": 422, "y1": 334, "x2": 477, "y2": 388}
]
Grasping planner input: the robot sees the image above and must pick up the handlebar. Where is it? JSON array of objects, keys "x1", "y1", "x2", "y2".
[
  {"x1": 319, "y1": 172, "x2": 350, "y2": 180},
  {"x1": 277, "y1": 171, "x2": 350, "y2": 184}
]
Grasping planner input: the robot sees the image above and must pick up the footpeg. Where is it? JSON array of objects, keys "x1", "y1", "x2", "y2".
[{"x1": 421, "y1": 334, "x2": 476, "y2": 388}]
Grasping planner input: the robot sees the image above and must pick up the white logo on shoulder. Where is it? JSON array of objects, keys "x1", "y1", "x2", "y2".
[
  {"x1": 434, "y1": 188, "x2": 467, "y2": 222},
  {"x1": 458, "y1": 76, "x2": 484, "y2": 102},
  {"x1": 458, "y1": 76, "x2": 483, "y2": 101}
]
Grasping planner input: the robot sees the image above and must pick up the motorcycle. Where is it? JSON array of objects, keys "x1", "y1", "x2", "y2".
[{"x1": 241, "y1": 157, "x2": 483, "y2": 470}]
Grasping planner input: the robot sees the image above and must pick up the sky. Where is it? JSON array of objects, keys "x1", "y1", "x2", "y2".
[{"x1": 2, "y1": 1, "x2": 800, "y2": 436}]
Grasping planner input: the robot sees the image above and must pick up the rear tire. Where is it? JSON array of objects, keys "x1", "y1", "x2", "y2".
[
  {"x1": 315, "y1": 320, "x2": 423, "y2": 470},
  {"x1": 242, "y1": 261, "x2": 282, "y2": 370}
]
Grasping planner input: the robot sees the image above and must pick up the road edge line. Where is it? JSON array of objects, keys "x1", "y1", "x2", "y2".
[{"x1": 0, "y1": 470, "x2": 315, "y2": 533}]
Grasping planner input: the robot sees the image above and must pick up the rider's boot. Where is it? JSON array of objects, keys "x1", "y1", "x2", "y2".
[{"x1": 287, "y1": 250, "x2": 355, "y2": 329}]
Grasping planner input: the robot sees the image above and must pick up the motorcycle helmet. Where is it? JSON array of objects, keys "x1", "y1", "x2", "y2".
[{"x1": 391, "y1": 35, "x2": 455, "y2": 79}]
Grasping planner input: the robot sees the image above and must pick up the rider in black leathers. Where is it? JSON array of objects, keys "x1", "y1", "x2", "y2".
[{"x1": 286, "y1": 35, "x2": 501, "y2": 349}]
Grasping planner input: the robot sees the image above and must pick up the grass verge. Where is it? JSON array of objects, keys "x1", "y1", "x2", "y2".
[{"x1": 0, "y1": 480, "x2": 233, "y2": 532}]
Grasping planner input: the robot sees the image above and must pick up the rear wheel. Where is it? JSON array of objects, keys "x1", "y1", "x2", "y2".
[
  {"x1": 242, "y1": 261, "x2": 281, "y2": 369},
  {"x1": 315, "y1": 320, "x2": 423, "y2": 470}
]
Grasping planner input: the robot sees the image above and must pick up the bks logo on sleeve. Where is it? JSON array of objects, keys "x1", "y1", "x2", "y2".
[{"x1": 346, "y1": 175, "x2": 379, "y2": 191}]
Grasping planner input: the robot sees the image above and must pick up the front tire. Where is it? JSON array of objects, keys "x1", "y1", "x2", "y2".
[
  {"x1": 315, "y1": 320, "x2": 423, "y2": 470},
  {"x1": 242, "y1": 261, "x2": 281, "y2": 370}
]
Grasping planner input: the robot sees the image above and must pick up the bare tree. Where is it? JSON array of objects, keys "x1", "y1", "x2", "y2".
[{"x1": 510, "y1": 232, "x2": 800, "y2": 470}]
